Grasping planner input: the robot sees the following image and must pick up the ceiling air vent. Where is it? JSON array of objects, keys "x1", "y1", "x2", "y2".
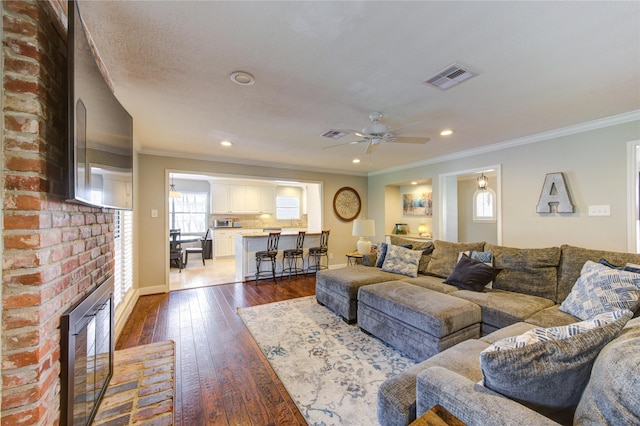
[
  {"x1": 320, "y1": 129, "x2": 348, "y2": 139},
  {"x1": 423, "y1": 64, "x2": 477, "y2": 90}
]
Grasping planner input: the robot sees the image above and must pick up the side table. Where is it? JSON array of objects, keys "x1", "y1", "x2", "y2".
[
  {"x1": 346, "y1": 251, "x2": 363, "y2": 266},
  {"x1": 410, "y1": 404, "x2": 465, "y2": 426}
]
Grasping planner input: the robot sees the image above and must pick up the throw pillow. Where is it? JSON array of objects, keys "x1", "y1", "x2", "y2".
[
  {"x1": 381, "y1": 244, "x2": 422, "y2": 278},
  {"x1": 375, "y1": 243, "x2": 412, "y2": 268},
  {"x1": 599, "y1": 258, "x2": 623, "y2": 269},
  {"x1": 480, "y1": 310, "x2": 633, "y2": 413},
  {"x1": 625, "y1": 263, "x2": 640, "y2": 274},
  {"x1": 444, "y1": 254, "x2": 499, "y2": 292},
  {"x1": 426, "y1": 240, "x2": 485, "y2": 278},
  {"x1": 598, "y1": 258, "x2": 640, "y2": 274},
  {"x1": 559, "y1": 261, "x2": 640, "y2": 320}
]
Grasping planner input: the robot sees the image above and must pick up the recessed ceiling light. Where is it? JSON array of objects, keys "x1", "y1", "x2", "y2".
[
  {"x1": 411, "y1": 181, "x2": 418, "y2": 185},
  {"x1": 352, "y1": 158, "x2": 361, "y2": 164},
  {"x1": 230, "y1": 71, "x2": 255, "y2": 86},
  {"x1": 440, "y1": 129, "x2": 454, "y2": 136},
  {"x1": 221, "y1": 140, "x2": 233, "y2": 147}
]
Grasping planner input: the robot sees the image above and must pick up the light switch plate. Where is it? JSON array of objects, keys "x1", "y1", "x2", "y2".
[
  {"x1": 151, "y1": 209, "x2": 158, "y2": 218},
  {"x1": 588, "y1": 205, "x2": 610, "y2": 216}
]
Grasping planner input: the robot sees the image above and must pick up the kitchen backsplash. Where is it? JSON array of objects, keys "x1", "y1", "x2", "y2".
[{"x1": 210, "y1": 214, "x2": 308, "y2": 229}]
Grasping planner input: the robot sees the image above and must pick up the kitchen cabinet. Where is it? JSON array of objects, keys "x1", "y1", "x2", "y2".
[
  {"x1": 210, "y1": 183, "x2": 275, "y2": 214},
  {"x1": 211, "y1": 183, "x2": 230, "y2": 214},
  {"x1": 229, "y1": 185, "x2": 246, "y2": 212},
  {"x1": 214, "y1": 229, "x2": 234, "y2": 257},
  {"x1": 244, "y1": 185, "x2": 261, "y2": 213},
  {"x1": 260, "y1": 186, "x2": 276, "y2": 213}
]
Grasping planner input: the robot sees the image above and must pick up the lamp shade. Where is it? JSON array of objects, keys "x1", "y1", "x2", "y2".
[
  {"x1": 352, "y1": 219, "x2": 375, "y2": 237},
  {"x1": 352, "y1": 219, "x2": 375, "y2": 254}
]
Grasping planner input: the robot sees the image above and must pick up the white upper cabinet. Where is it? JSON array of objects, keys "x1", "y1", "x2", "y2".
[
  {"x1": 260, "y1": 186, "x2": 276, "y2": 213},
  {"x1": 210, "y1": 182, "x2": 275, "y2": 214},
  {"x1": 229, "y1": 185, "x2": 246, "y2": 212},
  {"x1": 244, "y1": 185, "x2": 261, "y2": 213},
  {"x1": 211, "y1": 183, "x2": 230, "y2": 213}
]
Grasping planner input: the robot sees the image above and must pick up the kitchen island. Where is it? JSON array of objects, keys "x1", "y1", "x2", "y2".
[{"x1": 234, "y1": 230, "x2": 321, "y2": 282}]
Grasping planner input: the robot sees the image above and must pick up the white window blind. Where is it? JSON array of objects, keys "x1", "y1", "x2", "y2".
[
  {"x1": 473, "y1": 189, "x2": 497, "y2": 222},
  {"x1": 276, "y1": 196, "x2": 300, "y2": 220},
  {"x1": 113, "y1": 210, "x2": 133, "y2": 308},
  {"x1": 169, "y1": 192, "x2": 208, "y2": 233}
]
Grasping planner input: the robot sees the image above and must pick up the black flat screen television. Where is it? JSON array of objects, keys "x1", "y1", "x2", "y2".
[{"x1": 68, "y1": 0, "x2": 133, "y2": 210}]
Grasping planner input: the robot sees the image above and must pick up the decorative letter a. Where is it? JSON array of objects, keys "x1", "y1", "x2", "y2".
[{"x1": 536, "y1": 172, "x2": 575, "y2": 213}]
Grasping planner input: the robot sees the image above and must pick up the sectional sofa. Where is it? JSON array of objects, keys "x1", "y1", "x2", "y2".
[{"x1": 315, "y1": 238, "x2": 640, "y2": 425}]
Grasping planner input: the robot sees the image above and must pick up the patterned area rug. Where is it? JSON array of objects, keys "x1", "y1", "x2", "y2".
[{"x1": 237, "y1": 296, "x2": 415, "y2": 426}]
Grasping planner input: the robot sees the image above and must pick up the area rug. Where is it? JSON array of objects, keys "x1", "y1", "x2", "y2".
[{"x1": 237, "y1": 296, "x2": 416, "y2": 426}]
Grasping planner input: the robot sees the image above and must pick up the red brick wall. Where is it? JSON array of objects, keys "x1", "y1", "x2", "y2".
[{"x1": 2, "y1": 1, "x2": 115, "y2": 424}]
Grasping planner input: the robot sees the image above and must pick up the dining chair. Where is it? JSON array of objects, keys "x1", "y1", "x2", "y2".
[
  {"x1": 169, "y1": 229, "x2": 184, "y2": 272},
  {"x1": 184, "y1": 228, "x2": 210, "y2": 266}
]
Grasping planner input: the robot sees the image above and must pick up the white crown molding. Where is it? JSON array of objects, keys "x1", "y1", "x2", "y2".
[
  {"x1": 369, "y1": 110, "x2": 640, "y2": 177},
  {"x1": 137, "y1": 147, "x2": 368, "y2": 177}
]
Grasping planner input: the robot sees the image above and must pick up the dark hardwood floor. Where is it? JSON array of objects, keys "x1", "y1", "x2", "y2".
[{"x1": 116, "y1": 275, "x2": 317, "y2": 426}]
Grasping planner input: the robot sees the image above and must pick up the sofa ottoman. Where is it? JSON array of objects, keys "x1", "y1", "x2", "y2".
[
  {"x1": 358, "y1": 281, "x2": 482, "y2": 361},
  {"x1": 315, "y1": 265, "x2": 403, "y2": 323}
]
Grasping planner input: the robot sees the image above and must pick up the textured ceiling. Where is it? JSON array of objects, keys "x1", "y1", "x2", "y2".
[{"x1": 78, "y1": 1, "x2": 640, "y2": 175}]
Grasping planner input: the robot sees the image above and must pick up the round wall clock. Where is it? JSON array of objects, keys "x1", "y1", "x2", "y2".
[{"x1": 333, "y1": 187, "x2": 362, "y2": 222}]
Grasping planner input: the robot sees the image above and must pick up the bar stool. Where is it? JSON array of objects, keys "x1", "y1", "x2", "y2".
[
  {"x1": 281, "y1": 231, "x2": 305, "y2": 280},
  {"x1": 255, "y1": 231, "x2": 280, "y2": 285},
  {"x1": 307, "y1": 230, "x2": 330, "y2": 273}
]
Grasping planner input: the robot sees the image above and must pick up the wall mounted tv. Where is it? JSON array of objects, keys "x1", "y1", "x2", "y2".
[{"x1": 68, "y1": 0, "x2": 133, "y2": 210}]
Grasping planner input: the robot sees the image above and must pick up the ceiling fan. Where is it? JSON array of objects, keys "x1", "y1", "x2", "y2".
[{"x1": 323, "y1": 112, "x2": 430, "y2": 155}]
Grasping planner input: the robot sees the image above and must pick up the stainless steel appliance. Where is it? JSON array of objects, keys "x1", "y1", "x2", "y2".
[{"x1": 214, "y1": 219, "x2": 233, "y2": 228}]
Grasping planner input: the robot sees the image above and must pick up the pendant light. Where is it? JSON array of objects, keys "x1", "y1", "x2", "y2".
[
  {"x1": 169, "y1": 175, "x2": 181, "y2": 198},
  {"x1": 477, "y1": 173, "x2": 488, "y2": 190}
]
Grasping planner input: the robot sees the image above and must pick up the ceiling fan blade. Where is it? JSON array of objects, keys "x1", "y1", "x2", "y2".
[
  {"x1": 388, "y1": 120, "x2": 424, "y2": 135},
  {"x1": 365, "y1": 142, "x2": 379, "y2": 155},
  {"x1": 392, "y1": 136, "x2": 431, "y2": 144},
  {"x1": 322, "y1": 139, "x2": 366, "y2": 150}
]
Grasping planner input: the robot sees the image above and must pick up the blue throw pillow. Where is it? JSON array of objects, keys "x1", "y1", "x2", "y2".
[{"x1": 375, "y1": 243, "x2": 412, "y2": 268}]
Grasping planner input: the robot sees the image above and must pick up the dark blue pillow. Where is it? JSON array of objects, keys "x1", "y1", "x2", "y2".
[
  {"x1": 599, "y1": 258, "x2": 623, "y2": 270},
  {"x1": 375, "y1": 243, "x2": 412, "y2": 267}
]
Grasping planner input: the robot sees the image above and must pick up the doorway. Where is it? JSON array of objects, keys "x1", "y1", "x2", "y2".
[
  {"x1": 166, "y1": 171, "x2": 323, "y2": 291},
  {"x1": 439, "y1": 165, "x2": 502, "y2": 244}
]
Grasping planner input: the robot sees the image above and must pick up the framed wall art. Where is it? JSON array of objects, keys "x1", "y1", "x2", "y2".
[{"x1": 403, "y1": 192, "x2": 432, "y2": 216}]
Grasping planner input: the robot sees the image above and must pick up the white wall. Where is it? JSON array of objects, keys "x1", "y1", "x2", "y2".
[
  {"x1": 136, "y1": 154, "x2": 367, "y2": 291},
  {"x1": 368, "y1": 119, "x2": 640, "y2": 251}
]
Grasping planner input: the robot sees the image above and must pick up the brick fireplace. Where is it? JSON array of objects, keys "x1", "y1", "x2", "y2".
[{"x1": 2, "y1": 1, "x2": 116, "y2": 424}]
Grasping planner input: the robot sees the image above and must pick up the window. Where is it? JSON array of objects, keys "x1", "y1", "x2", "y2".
[
  {"x1": 169, "y1": 192, "x2": 208, "y2": 233},
  {"x1": 276, "y1": 196, "x2": 300, "y2": 220},
  {"x1": 473, "y1": 188, "x2": 497, "y2": 222},
  {"x1": 113, "y1": 210, "x2": 133, "y2": 308}
]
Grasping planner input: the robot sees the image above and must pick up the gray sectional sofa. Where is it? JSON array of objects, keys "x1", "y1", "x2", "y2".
[{"x1": 315, "y1": 239, "x2": 640, "y2": 425}]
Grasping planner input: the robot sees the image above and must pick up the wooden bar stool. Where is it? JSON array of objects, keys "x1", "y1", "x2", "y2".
[
  {"x1": 281, "y1": 231, "x2": 305, "y2": 280},
  {"x1": 255, "y1": 232, "x2": 280, "y2": 285}
]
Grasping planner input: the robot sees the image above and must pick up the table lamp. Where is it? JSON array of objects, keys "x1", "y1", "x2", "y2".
[{"x1": 352, "y1": 219, "x2": 375, "y2": 254}]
